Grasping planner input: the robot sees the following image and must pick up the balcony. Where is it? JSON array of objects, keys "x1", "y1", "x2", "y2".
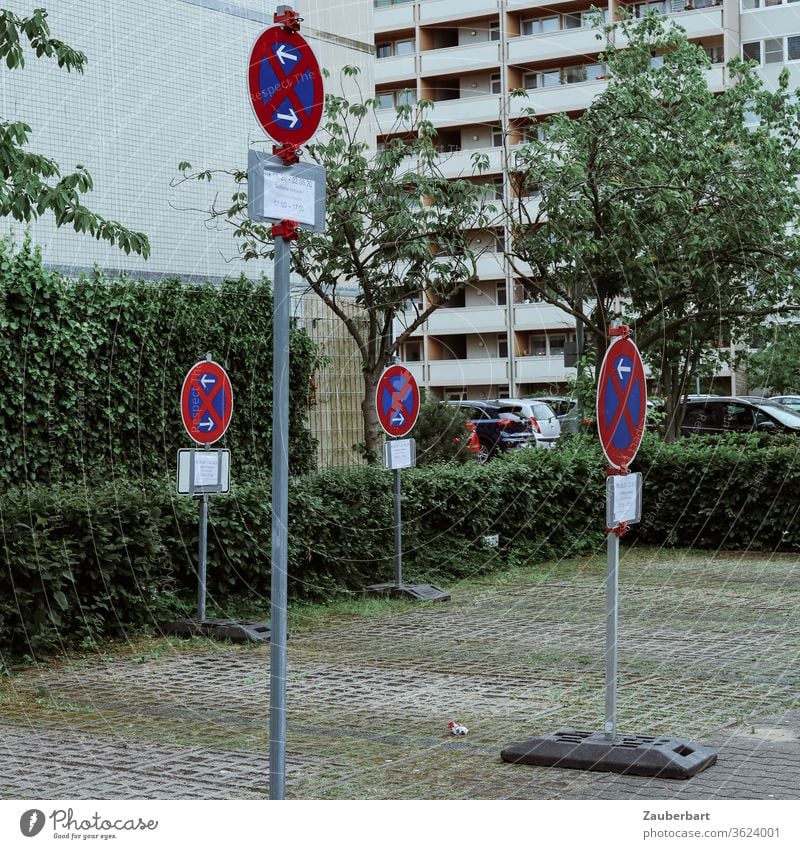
[
  {"x1": 508, "y1": 27, "x2": 604, "y2": 66},
  {"x1": 513, "y1": 302, "x2": 574, "y2": 331},
  {"x1": 423, "y1": 306, "x2": 509, "y2": 334},
  {"x1": 515, "y1": 355, "x2": 570, "y2": 383},
  {"x1": 428, "y1": 358, "x2": 508, "y2": 386},
  {"x1": 374, "y1": 2, "x2": 415, "y2": 32},
  {"x1": 375, "y1": 55, "x2": 417, "y2": 84},
  {"x1": 672, "y1": 8, "x2": 724, "y2": 40},
  {"x1": 428, "y1": 94, "x2": 500, "y2": 127},
  {"x1": 419, "y1": 0, "x2": 498, "y2": 24},
  {"x1": 512, "y1": 78, "x2": 608, "y2": 118},
  {"x1": 419, "y1": 41, "x2": 500, "y2": 76}
]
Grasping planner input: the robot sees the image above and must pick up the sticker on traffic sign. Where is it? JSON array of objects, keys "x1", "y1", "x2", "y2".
[
  {"x1": 181, "y1": 359, "x2": 234, "y2": 446},
  {"x1": 376, "y1": 365, "x2": 420, "y2": 438},
  {"x1": 247, "y1": 26, "x2": 324, "y2": 146},
  {"x1": 596, "y1": 336, "x2": 647, "y2": 469}
]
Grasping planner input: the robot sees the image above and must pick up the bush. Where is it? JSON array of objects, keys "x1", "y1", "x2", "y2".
[
  {"x1": 409, "y1": 391, "x2": 472, "y2": 466},
  {"x1": 3, "y1": 434, "x2": 800, "y2": 659},
  {"x1": 0, "y1": 237, "x2": 319, "y2": 486}
]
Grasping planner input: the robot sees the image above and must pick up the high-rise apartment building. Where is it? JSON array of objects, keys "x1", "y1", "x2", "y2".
[{"x1": 378, "y1": 0, "x2": 800, "y2": 400}]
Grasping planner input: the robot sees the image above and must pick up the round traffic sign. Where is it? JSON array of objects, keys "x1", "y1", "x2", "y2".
[
  {"x1": 375, "y1": 366, "x2": 420, "y2": 438},
  {"x1": 181, "y1": 359, "x2": 234, "y2": 446},
  {"x1": 247, "y1": 26, "x2": 324, "y2": 146},
  {"x1": 596, "y1": 336, "x2": 647, "y2": 469}
]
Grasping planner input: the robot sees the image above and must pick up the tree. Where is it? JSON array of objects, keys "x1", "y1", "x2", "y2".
[
  {"x1": 177, "y1": 68, "x2": 493, "y2": 460},
  {"x1": 745, "y1": 324, "x2": 800, "y2": 395},
  {"x1": 0, "y1": 7, "x2": 149, "y2": 256},
  {"x1": 506, "y1": 13, "x2": 800, "y2": 439}
]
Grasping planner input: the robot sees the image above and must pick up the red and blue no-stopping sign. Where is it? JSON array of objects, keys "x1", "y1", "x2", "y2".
[
  {"x1": 248, "y1": 26, "x2": 324, "y2": 146},
  {"x1": 181, "y1": 359, "x2": 234, "y2": 445},
  {"x1": 597, "y1": 336, "x2": 647, "y2": 469},
  {"x1": 376, "y1": 365, "x2": 420, "y2": 438}
]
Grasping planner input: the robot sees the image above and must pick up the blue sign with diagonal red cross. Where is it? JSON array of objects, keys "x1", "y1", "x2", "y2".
[
  {"x1": 597, "y1": 336, "x2": 647, "y2": 469},
  {"x1": 247, "y1": 26, "x2": 324, "y2": 146},
  {"x1": 376, "y1": 365, "x2": 420, "y2": 438},
  {"x1": 181, "y1": 359, "x2": 234, "y2": 446}
]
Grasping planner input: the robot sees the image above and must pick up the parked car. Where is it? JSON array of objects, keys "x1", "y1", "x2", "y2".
[
  {"x1": 533, "y1": 396, "x2": 580, "y2": 433},
  {"x1": 485, "y1": 398, "x2": 562, "y2": 448},
  {"x1": 446, "y1": 400, "x2": 536, "y2": 462},
  {"x1": 769, "y1": 395, "x2": 800, "y2": 414},
  {"x1": 680, "y1": 396, "x2": 800, "y2": 436}
]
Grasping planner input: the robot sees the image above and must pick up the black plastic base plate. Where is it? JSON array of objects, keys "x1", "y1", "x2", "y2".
[
  {"x1": 160, "y1": 618, "x2": 273, "y2": 643},
  {"x1": 501, "y1": 729, "x2": 717, "y2": 779},
  {"x1": 363, "y1": 582, "x2": 451, "y2": 602}
]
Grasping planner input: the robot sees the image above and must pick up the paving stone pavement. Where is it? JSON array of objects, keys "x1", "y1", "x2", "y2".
[{"x1": 0, "y1": 549, "x2": 798, "y2": 799}]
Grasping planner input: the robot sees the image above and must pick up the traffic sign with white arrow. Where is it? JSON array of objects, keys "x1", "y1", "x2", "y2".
[
  {"x1": 180, "y1": 358, "x2": 234, "y2": 446},
  {"x1": 247, "y1": 25, "x2": 324, "y2": 146}
]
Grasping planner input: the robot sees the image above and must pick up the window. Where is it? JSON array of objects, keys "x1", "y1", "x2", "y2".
[
  {"x1": 377, "y1": 89, "x2": 417, "y2": 109},
  {"x1": 522, "y1": 16, "x2": 559, "y2": 35},
  {"x1": 496, "y1": 282, "x2": 506, "y2": 305},
  {"x1": 789, "y1": 36, "x2": 800, "y2": 61},
  {"x1": 704, "y1": 45, "x2": 724, "y2": 64},
  {"x1": 404, "y1": 340, "x2": 423, "y2": 362},
  {"x1": 549, "y1": 335, "x2": 567, "y2": 356},
  {"x1": 498, "y1": 335, "x2": 508, "y2": 358},
  {"x1": 742, "y1": 42, "x2": 761, "y2": 63},
  {"x1": 563, "y1": 13, "x2": 582, "y2": 29},
  {"x1": 765, "y1": 38, "x2": 784, "y2": 63},
  {"x1": 376, "y1": 38, "x2": 416, "y2": 58},
  {"x1": 563, "y1": 65, "x2": 587, "y2": 84},
  {"x1": 491, "y1": 73, "x2": 501, "y2": 94},
  {"x1": 489, "y1": 21, "x2": 500, "y2": 41},
  {"x1": 491, "y1": 126, "x2": 504, "y2": 147},
  {"x1": 529, "y1": 335, "x2": 547, "y2": 356}
]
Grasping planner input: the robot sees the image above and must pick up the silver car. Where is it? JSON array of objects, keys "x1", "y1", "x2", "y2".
[{"x1": 487, "y1": 398, "x2": 562, "y2": 448}]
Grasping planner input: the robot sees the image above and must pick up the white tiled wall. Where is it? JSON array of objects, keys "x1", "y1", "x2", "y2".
[{"x1": 1, "y1": 0, "x2": 373, "y2": 280}]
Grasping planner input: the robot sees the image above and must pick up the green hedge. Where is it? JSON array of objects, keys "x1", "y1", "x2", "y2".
[
  {"x1": 0, "y1": 237, "x2": 318, "y2": 485},
  {"x1": 3, "y1": 436, "x2": 800, "y2": 659}
]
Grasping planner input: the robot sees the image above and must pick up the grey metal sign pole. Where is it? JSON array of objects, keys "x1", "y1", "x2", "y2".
[
  {"x1": 270, "y1": 233, "x2": 291, "y2": 801},
  {"x1": 197, "y1": 493, "x2": 209, "y2": 621},
  {"x1": 604, "y1": 528, "x2": 619, "y2": 740},
  {"x1": 393, "y1": 467, "x2": 402, "y2": 587},
  {"x1": 196, "y1": 351, "x2": 213, "y2": 622}
]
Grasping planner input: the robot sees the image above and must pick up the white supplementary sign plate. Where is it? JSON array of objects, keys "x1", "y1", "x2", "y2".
[
  {"x1": 383, "y1": 438, "x2": 416, "y2": 470},
  {"x1": 263, "y1": 171, "x2": 316, "y2": 225},
  {"x1": 177, "y1": 449, "x2": 231, "y2": 495},
  {"x1": 606, "y1": 472, "x2": 642, "y2": 527}
]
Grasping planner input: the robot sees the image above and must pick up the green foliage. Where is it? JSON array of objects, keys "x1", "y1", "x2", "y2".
[
  {"x1": 0, "y1": 237, "x2": 318, "y2": 485},
  {"x1": 4, "y1": 436, "x2": 800, "y2": 657},
  {"x1": 632, "y1": 435, "x2": 800, "y2": 549},
  {"x1": 508, "y1": 13, "x2": 800, "y2": 435},
  {"x1": 0, "y1": 8, "x2": 149, "y2": 255},
  {"x1": 175, "y1": 66, "x2": 497, "y2": 459},
  {"x1": 745, "y1": 324, "x2": 800, "y2": 394},
  {"x1": 409, "y1": 391, "x2": 472, "y2": 465}
]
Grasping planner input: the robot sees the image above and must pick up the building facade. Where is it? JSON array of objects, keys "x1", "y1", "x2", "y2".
[{"x1": 377, "y1": 0, "x2": 800, "y2": 400}]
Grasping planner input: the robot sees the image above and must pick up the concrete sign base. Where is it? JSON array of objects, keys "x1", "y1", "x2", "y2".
[
  {"x1": 160, "y1": 618, "x2": 273, "y2": 643},
  {"x1": 363, "y1": 582, "x2": 451, "y2": 602},
  {"x1": 501, "y1": 728, "x2": 717, "y2": 779}
]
